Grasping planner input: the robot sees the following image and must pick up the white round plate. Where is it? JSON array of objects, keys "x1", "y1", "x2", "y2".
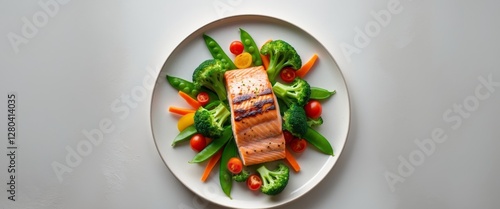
[{"x1": 151, "y1": 15, "x2": 350, "y2": 208}]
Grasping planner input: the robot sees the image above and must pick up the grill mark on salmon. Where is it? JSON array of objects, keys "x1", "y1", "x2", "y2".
[
  {"x1": 234, "y1": 98, "x2": 275, "y2": 121},
  {"x1": 224, "y1": 66, "x2": 285, "y2": 166},
  {"x1": 232, "y1": 88, "x2": 273, "y2": 104},
  {"x1": 233, "y1": 94, "x2": 252, "y2": 104}
]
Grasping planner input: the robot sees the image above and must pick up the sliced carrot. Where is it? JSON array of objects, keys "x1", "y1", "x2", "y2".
[
  {"x1": 285, "y1": 148, "x2": 301, "y2": 172},
  {"x1": 260, "y1": 39, "x2": 272, "y2": 69},
  {"x1": 179, "y1": 91, "x2": 201, "y2": 109},
  {"x1": 168, "y1": 106, "x2": 195, "y2": 115},
  {"x1": 296, "y1": 53, "x2": 319, "y2": 78},
  {"x1": 260, "y1": 54, "x2": 270, "y2": 70},
  {"x1": 201, "y1": 150, "x2": 222, "y2": 182}
]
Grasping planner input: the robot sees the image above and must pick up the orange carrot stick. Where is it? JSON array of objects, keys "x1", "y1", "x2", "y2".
[
  {"x1": 285, "y1": 148, "x2": 300, "y2": 172},
  {"x1": 168, "y1": 106, "x2": 195, "y2": 115},
  {"x1": 260, "y1": 54, "x2": 270, "y2": 70},
  {"x1": 178, "y1": 91, "x2": 201, "y2": 109},
  {"x1": 296, "y1": 53, "x2": 318, "y2": 78},
  {"x1": 201, "y1": 150, "x2": 222, "y2": 182},
  {"x1": 260, "y1": 39, "x2": 272, "y2": 70}
]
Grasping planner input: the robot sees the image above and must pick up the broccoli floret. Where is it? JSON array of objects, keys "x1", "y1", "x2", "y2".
[
  {"x1": 194, "y1": 102, "x2": 230, "y2": 138},
  {"x1": 307, "y1": 117, "x2": 323, "y2": 127},
  {"x1": 256, "y1": 163, "x2": 289, "y2": 196},
  {"x1": 192, "y1": 59, "x2": 227, "y2": 101},
  {"x1": 272, "y1": 78, "x2": 311, "y2": 107},
  {"x1": 282, "y1": 103, "x2": 308, "y2": 137},
  {"x1": 260, "y1": 40, "x2": 302, "y2": 84},
  {"x1": 232, "y1": 170, "x2": 250, "y2": 182}
]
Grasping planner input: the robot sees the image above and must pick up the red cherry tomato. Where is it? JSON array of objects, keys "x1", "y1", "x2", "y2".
[
  {"x1": 196, "y1": 92, "x2": 210, "y2": 106},
  {"x1": 283, "y1": 130, "x2": 294, "y2": 144},
  {"x1": 190, "y1": 134, "x2": 207, "y2": 152},
  {"x1": 227, "y1": 157, "x2": 243, "y2": 174},
  {"x1": 290, "y1": 138, "x2": 307, "y2": 153},
  {"x1": 304, "y1": 100, "x2": 322, "y2": 119},
  {"x1": 229, "y1": 41, "x2": 244, "y2": 55},
  {"x1": 246, "y1": 174, "x2": 262, "y2": 191},
  {"x1": 280, "y1": 67, "x2": 296, "y2": 83}
]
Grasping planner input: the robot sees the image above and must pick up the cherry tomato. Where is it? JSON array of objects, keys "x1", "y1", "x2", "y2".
[
  {"x1": 234, "y1": 52, "x2": 253, "y2": 69},
  {"x1": 227, "y1": 157, "x2": 243, "y2": 174},
  {"x1": 290, "y1": 138, "x2": 307, "y2": 153},
  {"x1": 246, "y1": 174, "x2": 262, "y2": 191},
  {"x1": 229, "y1": 41, "x2": 244, "y2": 55},
  {"x1": 280, "y1": 67, "x2": 296, "y2": 83},
  {"x1": 283, "y1": 130, "x2": 294, "y2": 144},
  {"x1": 196, "y1": 92, "x2": 210, "y2": 106},
  {"x1": 190, "y1": 134, "x2": 207, "y2": 152},
  {"x1": 304, "y1": 100, "x2": 322, "y2": 119}
]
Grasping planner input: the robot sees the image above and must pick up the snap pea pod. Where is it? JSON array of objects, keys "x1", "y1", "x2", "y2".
[
  {"x1": 220, "y1": 139, "x2": 238, "y2": 199},
  {"x1": 239, "y1": 28, "x2": 262, "y2": 66},
  {"x1": 166, "y1": 75, "x2": 199, "y2": 98},
  {"x1": 171, "y1": 125, "x2": 198, "y2": 146},
  {"x1": 203, "y1": 34, "x2": 237, "y2": 70},
  {"x1": 303, "y1": 127, "x2": 334, "y2": 156},
  {"x1": 310, "y1": 87, "x2": 336, "y2": 100},
  {"x1": 166, "y1": 74, "x2": 220, "y2": 104},
  {"x1": 190, "y1": 126, "x2": 232, "y2": 163}
]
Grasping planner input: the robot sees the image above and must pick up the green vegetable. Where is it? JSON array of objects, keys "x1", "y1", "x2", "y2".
[
  {"x1": 272, "y1": 78, "x2": 311, "y2": 107},
  {"x1": 310, "y1": 87, "x2": 336, "y2": 100},
  {"x1": 277, "y1": 97, "x2": 288, "y2": 116},
  {"x1": 193, "y1": 59, "x2": 228, "y2": 102},
  {"x1": 256, "y1": 163, "x2": 289, "y2": 196},
  {"x1": 239, "y1": 28, "x2": 262, "y2": 66},
  {"x1": 307, "y1": 117, "x2": 323, "y2": 127},
  {"x1": 303, "y1": 127, "x2": 334, "y2": 155},
  {"x1": 232, "y1": 169, "x2": 250, "y2": 182},
  {"x1": 190, "y1": 126, "x2": 232, "y2": 163},
  {"x1": 282, "y1": 103, "x2": 308, "y2": 138},
  {"x1": 220, "y1": 139, "x2": 238, "y2": 198},
  {"x1": 166, "y1": 75, "x2": 199, "y2": 98},
  {"x1": 165, "y1": 75, "x2": 219, "y2": 103},
  {"x1": 203, "y1": 34, "x2": 237, "y2": 70},
  {"x1": 171, "y1": 125, "x2": 198, "y2": 146},
  {"x1": 194, "y1": 102, "x2": 230, "y2": 138},
  {"x1": 260, "y1": 40, "x2": 302, "y2": 84}
]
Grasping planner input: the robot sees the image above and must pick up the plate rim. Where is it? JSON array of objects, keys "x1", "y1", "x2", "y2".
[{"x1": 149, "y1": 14, "x2": 352, "y2": 209}]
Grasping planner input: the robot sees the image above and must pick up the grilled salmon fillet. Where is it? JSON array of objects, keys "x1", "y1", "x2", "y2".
[{"x1": 224, "y1": 66, "x2": 285, "y2": 166}]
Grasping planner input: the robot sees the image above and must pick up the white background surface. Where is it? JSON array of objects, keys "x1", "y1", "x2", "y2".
[{"x1": 1, "y1": 0, "x2": 499, "y2": 209}]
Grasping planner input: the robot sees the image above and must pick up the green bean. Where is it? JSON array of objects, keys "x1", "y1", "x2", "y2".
[
  {"x1": 171, "y1": 125, "x2": 198, "y2": 146},
  {"x1": 166, "y1": 75, "x2": 199, "y2": 97},
  {"x1": 303, "y1": 127, "x2": 334, "y2": 156},
  {"x1": 190, "y1": 126, "x2": 232, "y2": 163},
  {"x1": 220, "y1": 138, "x2": 238, "y2": 199},
  {"x1": 310, "y1": 87, "x2": 336, "y2": 100},
  {"x1": 239, "y1": 28, "x2": 262, "y2": 66},
  {"x1": 203, "y1": 34, "x2": 237, "y2": 70}
]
